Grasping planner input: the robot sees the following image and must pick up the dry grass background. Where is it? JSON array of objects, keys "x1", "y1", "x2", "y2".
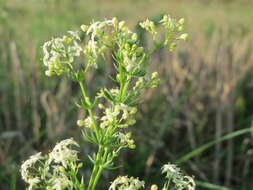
[{"x1": 1, "y1": 0, "x2": 253, "y2": 189}]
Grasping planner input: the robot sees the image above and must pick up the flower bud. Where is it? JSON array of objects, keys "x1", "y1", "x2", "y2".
[
  {"x1": 130, "y1": 107, "x2": 137, "y2": 114},
  {"x1": 126, "y1": 133, "x2": 131, "y2": 138},
  {"x1": 45, "y1": 70, "x2": 54, "y2": 77},
  {"x1": 162, "y1": 15, "x2": 168, "y2": 23},
  {"x1": 59, "y1": 166, "x2": 65, "y2": 172},
  {"x1": 177, "y1": 25, "x2": 184, "y2": 32},
  {"x1": 98, "y1": 104, "x2": 104, "y2": 109},
  {"x1": 116, "y1": 74, "x2": 121, "y2": 82},
  {"x1": 63, "y1": 36, "x2": 71, "y2": 44},
  {"x1": 177, "y1": 33, "x2": 189, "y2": 41},
  {"x1": 126, "y1": 64, "x2": 133, "y2": 72},
  {"x1": 123, "y1": 113, "x2": 129, "y2": 120},
  {"x1": 135, "y1": 78, "x2": 144, "y2": 87},
  {"x1": 78, "y1": 162, "x2": 83, "y2": 168},
  {"x1": 132, "y1": 33, "x2": 138, "y2": 41},
  {"x1": 151, "y1": 72, "x2": 158, "y2": 79},
  {"x1": 136, "y1": 47, "x2": 144, "y2": 54},
  {"x1": 151, "y1": 184, "x2": 158, "y2": 190},
  {"x1": 121, "y1": 26, "x2": 128, "y2": 32},
  {"x1": 168, "y1": 42, "x2": 177, "y2": 51},
  {"x1": 131, "y1": 44, "x2": 137, "y2": 50},
  {"x1": 112, "y1": 17, "x2": 118, "y2": 28},
  {"x1": 119, "y1": 21, "x2": 125, "y2": 29},
  {"x1": 124, "y1": 43, "x2": 130, "y2": 50},
  {"x1": 178, "y1": 18, "x2": 185, "y2": 25},
  {"x1": 81, "y1": 25, "x2": 89, "y2": 32},
  {"x1": 77, "y1": 120, "x2": 84, "y2": 127}
]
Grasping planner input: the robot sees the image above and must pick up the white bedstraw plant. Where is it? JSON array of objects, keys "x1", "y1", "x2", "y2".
[{"x1": 21, "y1": 15, "x2": 194, "y2": 190}]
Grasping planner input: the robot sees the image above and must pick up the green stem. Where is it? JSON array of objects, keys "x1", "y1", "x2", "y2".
[
  {"x1": 78, "y1": 81, "x2": 100, "y2": 140},
  {"x1": 147, "y1": 42, "x2": 164, "y2": 60},
  {"x1": 91, "y1": 167, "x2": 103, "y2": 190},
  {"x1": 87, "y1": 146, "x2": 103, "y2": 190},
  {"x1": 91, "y1": 148, "x2": 109, "y2": 190},
  {"x1": 118, "y1": 65, "x2": 124, "y2": 102},
  {"x1": 121, "y1": 81, "x2": 129, "y2": 101},
  {"x1": 119, "y1": 75, "x2": 129, "y2": 103}
]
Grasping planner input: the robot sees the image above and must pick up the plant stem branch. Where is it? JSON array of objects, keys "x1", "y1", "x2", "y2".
[
  {"x1": 87, "y1": 146, "x2": 103, "y2": 190},
  {"x1": 91, "y1": 148, "x2": 109, "y2": 190},
  {"x1": 78, "y1": 81, "x2": 100, "y2": 141}
]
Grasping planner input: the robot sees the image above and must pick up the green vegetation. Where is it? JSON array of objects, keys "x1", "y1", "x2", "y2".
[
  {"x1": 21, "y1": 15, "x2": 192, "y2": 190},
  {"x1": 1, "y1": 0, "x2": 253, "y2": 189}
]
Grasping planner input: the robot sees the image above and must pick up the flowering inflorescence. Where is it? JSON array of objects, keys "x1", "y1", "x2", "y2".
[
  {"x1": 48, "y1": 138, "x2": 80, "y2": 168},
  {"x1": 21, "y1": 138, "x2": 84, "y2": 190},
  {"x1": 108, "y1": 163, "x2": 195, "y2": 190},
  {"x1": 21, "y1": 15, "x2": 193, "y2": 190},
  {"x1": 43, "y1": 31, "x2": 82, "y2": 77},
  {"x1": 140, "y1": 15, "x2": 188, "y2": 51},
  {"x1": 109, "y1": 176, "x2": 145, "y2": 190},
  {"x1": 21, "y1": 152, "x2": 44, "y2": 189},
  {"x1": 161, "y1": 163, "x2": 196, "y2": 190}
]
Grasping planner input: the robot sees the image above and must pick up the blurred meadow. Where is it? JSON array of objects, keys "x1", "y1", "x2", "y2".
[{"x1": 1, "y1": 0, "x2": 253, "y2": 189}]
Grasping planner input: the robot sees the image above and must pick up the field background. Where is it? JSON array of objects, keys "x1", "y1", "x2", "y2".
[{"x1": 1, "y1": 0, "x2": 253, "y2": 189}]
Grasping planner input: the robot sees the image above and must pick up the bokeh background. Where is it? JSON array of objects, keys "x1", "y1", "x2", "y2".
[{"x1": 1, "y1": 0, "x2": 253, "y2": 189}]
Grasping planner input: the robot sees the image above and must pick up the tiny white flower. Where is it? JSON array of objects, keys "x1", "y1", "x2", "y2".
[
  {"x1": 139, "y1": 19, "x2": 157, "y2": 39},
  {"x1": 21, "y1": 152, "x2": 44, "y2": 184},
  {"x1": 49, "y1": 138, "x2": 79, "y2": 168},
  {"x1": 84, "y1": 117, "x2": 93, "y2": 128},
  {"x1": 162, "y1": 163, "x2": 180, "y2": 174},
  {"x1": 109, "y1": 176, "x2": 144, "y2": 190},
  {"x1": 49, "y1": 175, "x2": 73, "y2": 190}
]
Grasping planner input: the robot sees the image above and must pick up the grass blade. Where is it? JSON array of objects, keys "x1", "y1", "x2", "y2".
[
  {"x1": 196, "y1": 180, "x2": 231, "y2": 190},
  {"x1": 176, "y1": 127, "x2": 253, "y2": 164}
]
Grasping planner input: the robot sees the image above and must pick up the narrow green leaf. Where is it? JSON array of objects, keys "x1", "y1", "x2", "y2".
[
  {"x1": 196, "y1": 180, "x2": 231, "y2": 190},
  {"x1": 132, "y1": 69, "x2": 146, "y2": 77},
  {"x1": 103, "y1": 89, "x2": 114, "y2": 102},
  {"x1": 176, "y1": 127, "x2": 253, "y2": 164}
]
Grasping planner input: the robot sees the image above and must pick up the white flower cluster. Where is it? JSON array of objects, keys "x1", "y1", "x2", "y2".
[
  {"x1": 81, "y1": 20, "x2": 113, "y2": 67},
  {"x1": 109, "y1": 176, "x2": 145, "y2": 190},
  {"x1": 38, "y1": 16, "x2": 190, "y2": 190},
  {"x1": 110, "y1": 88, "x2": 120, "y2": 97},
  {"x1": 20, "y1": 152, "x2": 44, "y2": 190},
  {"x1": 162, "y1": 163, "x2": 196, "y2": 190},
  {"x1": 116, "y1": 132, "x2": 136, "y2": 149},
  {"x1": 140, "y1": 15, "x2": 188, "y2": 52},
  {"x1": 42, "y1": 17, "x2": 165, "y2": 80},
  {"x1": 121, "y1": 43, "x2": 145, "y2": 73},
  {"x1": 43, "y1": 31, "x2": 82, "y2": 76},
  {"x1": 100, "y1": 104, "x2": 137, "y2": 128},
  {"x1": 160, "y1": 15, "x2": 188, "y2": 45},
  {"x1": 49, "y1": 138, "x2": 80, "y2": 168},
  {"x1": 139, "y1": 19, "x2": 157, "y2": 39},
  {"x1": 81, "y1": 18, "x2": 145, "y2": 74},
  {"x1": 133, "y1": 72, "x2": 160, "y2": 91},
  {"x1": 49, "y1": 175, "x2": 73, "y2": 190},
  {"x1": 20, "y1": 138, "x2": 81, "y2": 190},
  {"x1": 161, "y1": 163, "x2": 181, "y2": 176},
  {"x1": 78, "y1": 103, "x2": 137, "y2": 129},
  {"x1": 77, "y1": 116, "x2": 93, "y2": 128}
]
